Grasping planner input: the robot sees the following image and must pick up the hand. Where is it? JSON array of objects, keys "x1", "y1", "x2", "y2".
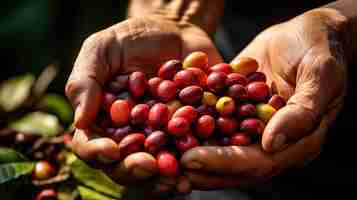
[
  {"x1": 181, "y1": 8, "x2": 348, "y2": 189},
  {"x1": 65, "y1": 15, "x2": 222, "y2": 195}
]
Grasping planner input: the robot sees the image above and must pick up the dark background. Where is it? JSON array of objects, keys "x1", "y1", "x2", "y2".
[{"x1": 1, "y1": 0, "x2": 356, "y2": 199}]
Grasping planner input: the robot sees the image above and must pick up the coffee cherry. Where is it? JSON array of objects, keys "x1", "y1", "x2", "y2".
[
  {"x1": 117, "y1": 91, "x2": 136, "y2": 108},
  {"x1": 175, "y1": 133, "x2": 199, "y2": 153},
  {"x1": 179, "y1": 86, "x2": 203, "y2": 105},
  {"x1": 145, "y1": 131, "x2": 168, "y2": 155},
  {"x1": 172, "y1": 106, "x2": 198, "y2": 124},
  {"x1": 240, "y1": 118, "x2": 265, "y2": 135},
  {"x1": 118, "y1": 133, "x2": 146, "y2": 158},
  {"x1": 173, "y1": 69, "x2": 200, "y2": 88},
  {"x1": 157, "y1": 80, "x2": 177, "y2": 102},
  {"x1": 157, "y1": 151, "x2": 179, "y2": 177},
  {"x1": 143, "y1": 126, "x2": 155, "y2": 136},
  {"x1": 256, "y1": 103, "x2": 276, "y2": 122},
  {"x1": 209, "y1": 63, "x2": 232, "y2": 74},
  {"x1": 33, "y1": 160, "x2": 55, "y2": 180},
  {"x1": 195, "y1": 115, "x2": 215, "y2": 138},
  {"x1": 237, "y1": 103, "x2": 256, "y2": 118},
  {"x1": 226, "y1": 73, "x2": 248, "y2": 86},
  {"x1": 110, "y1": 100, "x2": 131, "y2": 126},
  {"x1": 35, "y1": 189, "x2": 57, "y2": 200},
  {"x1": 207, "y1": 72, "x2": 227, "y2": 93},
  {"x1": 102, "y1": 92, "x2": 117, "y2": 112},
  {"x1": 246, "y1": 82, "x2": 270, "y2": 102},
  {"x1": 230, "y1": 133, "x2": 251, "y2": 146},
  {"x1": 131, "y1": 104, "x2": 150, "y2": 125},
  {"x1": 230, "y1": 57, "x2": 259, "y2": 75},
  {"x1": 202, "y1": 91, "x2": 218, "y2": 106},
  {"x1": 247, "y1": 72, "x2": 266, "y2": 83},
  {"x1": 226, "y1": 84, "x2": 248, "y2": 101},
  {"x1": 145, "y1": 99, "x2": 159, "y2": 108},
  {"x1": 168, "y1": 117, "x2": 190, "y2": 137},
  {"x1": 268, "y1": 94, "x2": 286, "y2": 110},
  {"x1": 186, "y1": 67, "x2": 207, "y2": 87},
  {"x1": 108, "y1": 74, "x2": 129, "y2": 93},
  {"x1": 216, "y1": 97, "x2": 235, "y2": 116},
  {"x1": 183, "y1": 51, "x2": 208, "y2": 71},
  {"x1": 148, "y1": 77, "x2": 163, "y2": 97},
  {"x1": 148, "y1": 103, "x2": 169, "y2": 128},
  {"x1": 196, "y1": 104, "x2": 216, "y2": 116},
  {"x1": 217, "y1": 117, "x2": 238, "y2": 135},
  {"x1": 159, "y1": 60, "x2": 182, "y2": 80},
  {"x1": 111, "y1": 125, "x2": 133, "y2": 142},
  {"x1": 167, "y1": 100, "x2": 183, "y2": 118},
  {"x1": 129, "y1": 71, "x2": 147, "y2": 98}
]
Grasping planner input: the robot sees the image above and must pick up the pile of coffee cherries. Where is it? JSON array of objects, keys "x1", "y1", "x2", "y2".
[{"x1": 96, "y1": 52, "x2": 286, "y2": 178}]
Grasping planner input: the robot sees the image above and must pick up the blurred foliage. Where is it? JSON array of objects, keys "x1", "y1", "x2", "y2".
[
  {"x1": 67, "y1": 153, "x2": 126, "y2": 199},
  {"x1": 0, "y1": 74, "x2": 35, "y2": 112},
  {"x1": 0, "y1": 68, "x2": 127, "y2": 200},
  {"x1": 0, "y1": 147, "x2": 27, "y2": 164},
  {"x1": 9, "y1": 112, "x2": 61, "y2": 137}
]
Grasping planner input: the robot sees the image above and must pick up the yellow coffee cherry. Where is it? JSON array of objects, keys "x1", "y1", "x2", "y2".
[
  {"x1": 216, "y1": 96, "x2": 235, "y2": 115},
  {"x1": 231, "y1": 57, "x2": 259, "y2": 75},
  {"x1": 202, "y1": 91, "x2": 218, "y2": 106},
  {"x1": 183, "y1": 51, "x2": 208, "y2": 70},
  {"x1": 256, "y1": 103, "x2": 276, "y2": 122}
]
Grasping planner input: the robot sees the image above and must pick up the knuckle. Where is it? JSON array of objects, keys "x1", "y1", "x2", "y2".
[{"x1": 83, "y1": 32, "x2": 102, "y2": 46}]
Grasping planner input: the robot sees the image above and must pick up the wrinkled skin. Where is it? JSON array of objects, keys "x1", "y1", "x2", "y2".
[
  {"x1": 65, "y1": 15, "x2": 222, "y2": 195},
  {"x1": 66, "y1": 6, "x2": 348, "y2": 194},
  {"x1": 181, "y1": 8, "x2": 348, "y2": 189}
]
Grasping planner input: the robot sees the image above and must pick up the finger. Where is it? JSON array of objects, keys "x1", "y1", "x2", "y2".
[
  {"x1": 262, "y1": 53, "x2": 345, "y2": 152},
  {"x1": 181, "y1": 145, "x2": 277, "y2": 178},
  {"x1": 106, "y1": 152, "x2": 158, "y2": 184},
  {"x1": 66, "y1": 32, "x2": 114, "y2": 129},
  {"x1": 180, "y1": 0, "x2": 225, "y2": 34},
  {"x1": 184, "y1": 171, "x2": 241, "y2": 190},
  {"x1": 71, "y1": 129, "x2": 120, "y2": 162},
  {"x1": 273, "y1": 102, "x2": 343, "y2": 169}
]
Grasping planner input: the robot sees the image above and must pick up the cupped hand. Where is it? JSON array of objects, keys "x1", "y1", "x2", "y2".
[
  {"x1": 65, "y1": 15, "x2": 222, "y2": 194},
  {"x1": 181, "y1": 8, "x2": 349, "y2": 189}
]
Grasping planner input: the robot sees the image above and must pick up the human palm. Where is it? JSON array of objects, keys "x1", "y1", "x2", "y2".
[{"x1": 180, "y1": 8, "x2": 348, "y2": 189}]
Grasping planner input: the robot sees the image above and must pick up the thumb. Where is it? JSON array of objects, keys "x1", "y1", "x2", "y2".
[
  {"x1": 66, "y1": 76, "x2": 102, "y2": 129},
  {"x1": 262, "y1": 54, "x2": 345, "y2": 152},
  {"x1": 65, "y1": 33, "x2": 115, "y2": 129}
]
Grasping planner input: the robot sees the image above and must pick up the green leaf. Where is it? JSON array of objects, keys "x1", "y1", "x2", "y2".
[
  {"x1": 39, "y1": 94, "x2": 73, "y2": 124},
  {"x1": 0, "y1": 74, "x2": 35, "y2": 112},
  {"x1": 58, "y1": 183, "x2": 78, "y2": 200},
  {"x1": 77, "y1": 186, "x2": 119, "y2": 200},
  {"x1": 0, "y1": 162, "x2": 34, "y2": 184},
  {"x1": 67, "y1": 154, "x2": 126, "y2": 199},
  {"x1": 0, "y1": 148, "x2": 27, "y2": 164},
  {"x1": 8, "y1": 111, "x2": 60, "y2": 137}
]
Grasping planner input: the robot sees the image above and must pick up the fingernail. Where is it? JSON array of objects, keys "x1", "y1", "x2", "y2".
[
  {"x1": 186, "y1": 161, "x2": 203, "y2": 170},
  {"x1": 272, "y1": 134, "x2": 286, "y2": 152}
]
